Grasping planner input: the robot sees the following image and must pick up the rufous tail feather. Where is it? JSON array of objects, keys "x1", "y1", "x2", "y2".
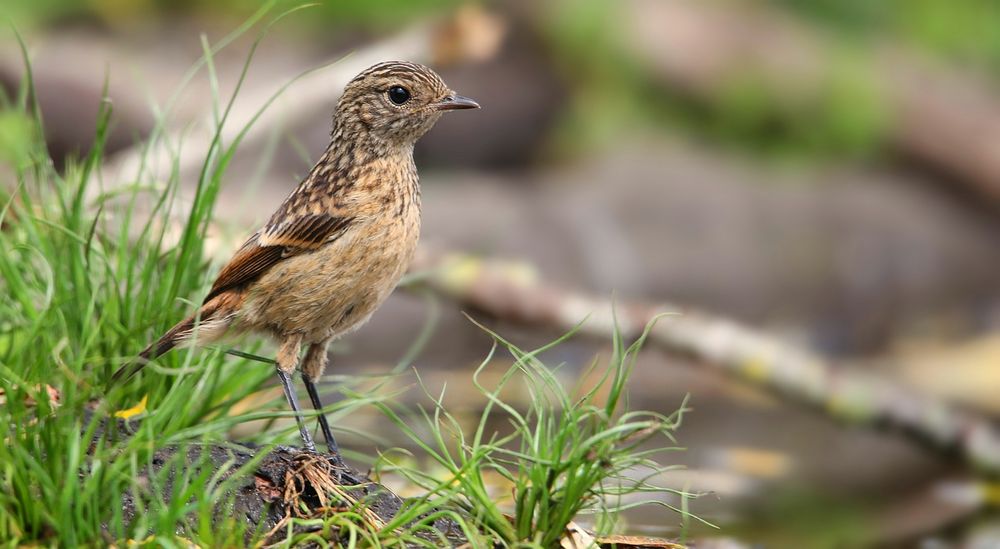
[{"x1": 109, "y1": 299, "x2": 223, "y2": 386}]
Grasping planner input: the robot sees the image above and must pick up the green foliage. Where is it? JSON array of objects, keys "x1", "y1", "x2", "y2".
[
  {"x1": 0, "y1": 109, "x2": 36, "y2": 169},
  {"x1": 542, "y1": 0, "x2": 652, "y2": 156},
  {"x1": 693, "y1": 47, "x2": 890, "y2": 163},
  {"x1": 773, "y1": 0, "x2": 1000, "y2": 75},
  {"x1": 541, "y1": 0, "x2": 890, "y2": 164}
]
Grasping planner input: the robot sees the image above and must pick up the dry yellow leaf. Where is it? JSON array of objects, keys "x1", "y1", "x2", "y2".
[
  {"x1": 114, "y1": 395, "x2": 148, "y2": 419},
  {"x1": 595, "y1": 533, "x2": 685, "y2": 548},
  {"x1": 716, "y1": 446, "x2": 792, "y2": 479},
  {"x1": 895, "y1": 335, "x2": 1000, "y2": 413},
  {"x1": 561, "y1": 521, "x2": 598, "y2": 549}
]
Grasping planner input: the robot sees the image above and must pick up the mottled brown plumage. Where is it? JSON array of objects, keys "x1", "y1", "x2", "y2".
[{"x1": 114, "y1": 61, "x2": 479, "y2": 452}]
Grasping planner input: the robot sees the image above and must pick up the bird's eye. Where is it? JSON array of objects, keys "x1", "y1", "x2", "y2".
[{"x1": 387, "y1": 85, "x2": 411, "y2": 105}]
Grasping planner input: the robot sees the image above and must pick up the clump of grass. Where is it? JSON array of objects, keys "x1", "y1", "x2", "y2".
[
  {"x1": 0, "y1": 6, "x2": 312, "y2": 544},
  {"x1": 372, "y1": 316, "x2": 699, "y2": 547}
]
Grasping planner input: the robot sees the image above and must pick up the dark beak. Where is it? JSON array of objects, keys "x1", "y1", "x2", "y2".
[{"x1": 432, "y1": 93, "x2": 480, "y2": 111}]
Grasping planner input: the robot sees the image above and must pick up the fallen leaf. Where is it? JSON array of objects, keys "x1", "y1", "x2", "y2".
[
  {"x1": 432, "y1": 4, "x2": 507, "y2": 65},
  {"x1": 595, "y1": 534, "x2": 685, "y2": 548},
  {"x1": 121, "y1": 535, "x2": 197, "y2": 548},
  {"x1": 114, "y1": 395, "x2": 148, "y2": 419},
  {"x1": 1, "y1": 384, "x2": 60, "y2": 408},
  {"x1": 254, "y1": 475, "x2": 282, "y2": 502},
  {"x1": 45, "y1": 384, "x2": 61, "y2": 406},
  {"x1": 561, "y1": 521, "x2": 598, "y2": 549},
  {"x1": 713, "y1": 446, "x2": 792, "y2": 479},
  {"x1": 896, "y1": 335, "x2": 1000, "y2": 413}
]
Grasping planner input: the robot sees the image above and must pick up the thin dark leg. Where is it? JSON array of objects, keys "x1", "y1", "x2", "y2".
[
  {"x1": 276, "y1": 368, "x2": 316, "y2": 452},
  {"x1": 303, "y1": 376, "x2": 339, "y2": 454}
]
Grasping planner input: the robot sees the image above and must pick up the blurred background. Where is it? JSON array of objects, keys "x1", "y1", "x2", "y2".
[{"x1": 4, "y1": 0, "x2": 1000, "y2": 547}]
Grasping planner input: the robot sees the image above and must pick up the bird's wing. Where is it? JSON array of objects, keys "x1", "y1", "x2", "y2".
[{"x1": 203, "y1": 213, "x2": 354, "y2": 304}]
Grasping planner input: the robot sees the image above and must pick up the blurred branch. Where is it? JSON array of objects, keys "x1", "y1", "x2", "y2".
[
  {"x1": 410, "y1": 248, "x2": 1000, "y2": 475},
  {"x1": 95, "y1": 8, "x2": 504, "y2": 192},
  {"x1": 625, "y1": 0, "x2": 1000, "y2": 206},
  {"x1": 96, "y1": 23, "x2": 435, "y2": 189}
]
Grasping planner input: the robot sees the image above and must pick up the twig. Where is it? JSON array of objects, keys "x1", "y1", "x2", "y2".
[{"x1": 409, "y1": 249, "x2": 1000, "y2": 474}]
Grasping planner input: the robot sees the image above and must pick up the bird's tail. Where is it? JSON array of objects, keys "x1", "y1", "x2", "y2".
[{"x1": 110, "y1": 297, "x2": 231, "y2": 385}]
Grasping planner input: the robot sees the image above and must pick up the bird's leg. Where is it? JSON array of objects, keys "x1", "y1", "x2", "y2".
[
  {"x1": 275, "y1": 334, "x2": 315, "y2": 452},
  {"x1": 302, "y1": 339, "x2": 338, "y2": 454}
]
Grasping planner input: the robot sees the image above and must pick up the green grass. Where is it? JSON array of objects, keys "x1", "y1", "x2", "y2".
[
  {"x1": 0, "y1": 7, "x2": 288, "y2": 544},
  {"x1": 0, "y1": 7, "x2": 693, "y2": 546},
  {"x1": 372, "y1": 317, "x2": 697, "y2": 547}
]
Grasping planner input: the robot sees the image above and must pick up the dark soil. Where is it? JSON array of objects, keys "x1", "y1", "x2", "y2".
[{"x1": 97, "y1": 416, "x2": 468, "y2": 546}]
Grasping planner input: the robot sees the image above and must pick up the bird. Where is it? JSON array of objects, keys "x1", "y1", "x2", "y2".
[{"x1": 112, "y1": 61, "x2": 479, "y2": 453}]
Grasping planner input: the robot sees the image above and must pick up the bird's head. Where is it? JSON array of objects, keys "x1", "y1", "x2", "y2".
[{"x1": 335, "y1": 61, "x2": 479, "y2": 148}]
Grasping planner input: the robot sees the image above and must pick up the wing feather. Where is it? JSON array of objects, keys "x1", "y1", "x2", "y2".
[{"x1": 203, "y1": 213, "x2": 353, "y2": 304}]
